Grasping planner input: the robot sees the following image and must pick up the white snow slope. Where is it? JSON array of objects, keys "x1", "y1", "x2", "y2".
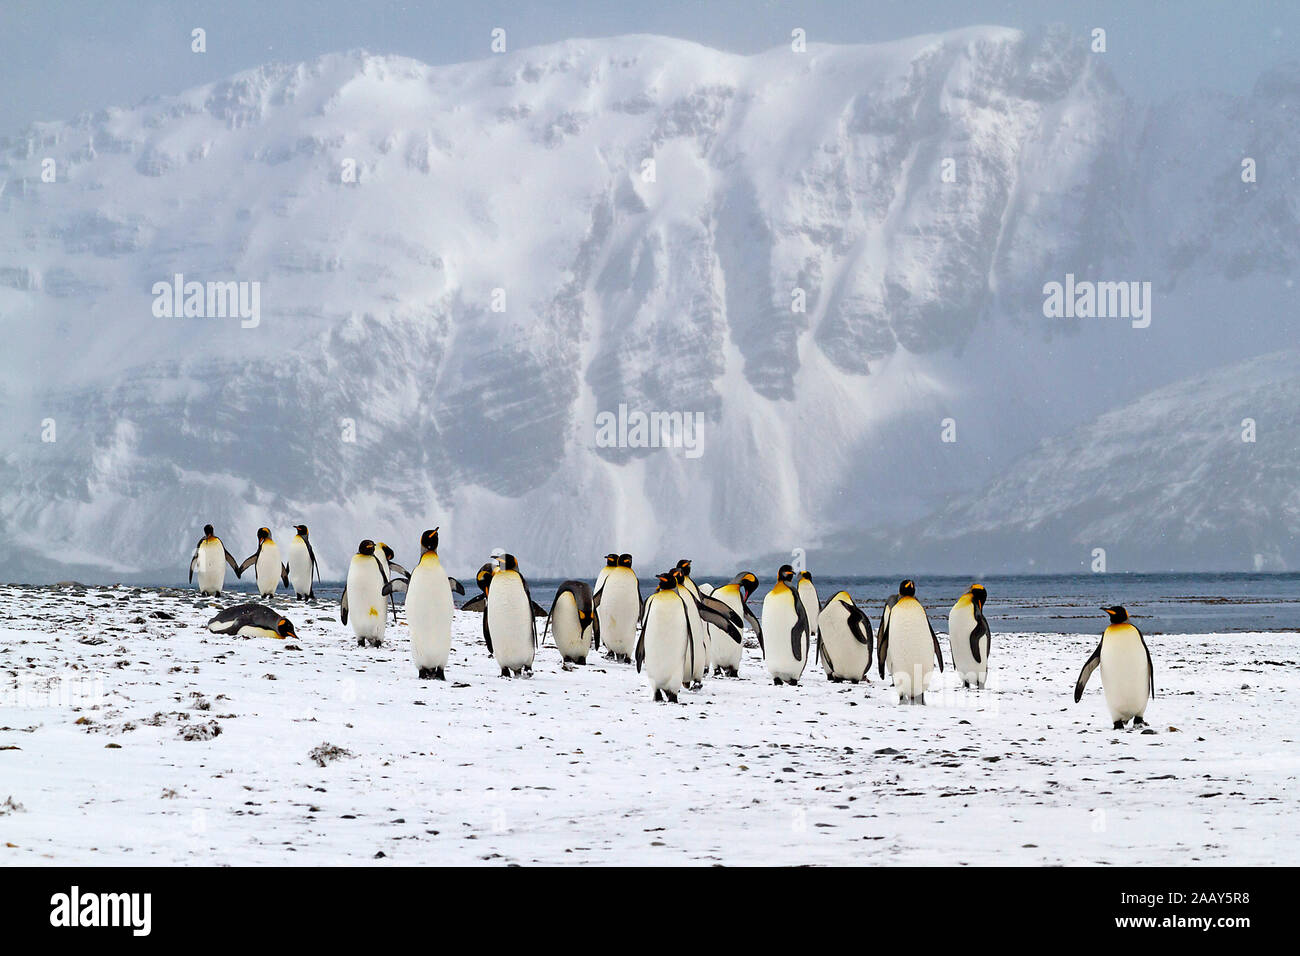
[{"x1": 0, "y1": 584, "x2": 1294, "y2": 865}]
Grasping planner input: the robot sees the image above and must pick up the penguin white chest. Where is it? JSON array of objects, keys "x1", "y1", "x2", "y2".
[
  {"x1": 798, "y1": 581, "x2": 819, "y2": 638},
  {"x1": 597, "y1": 572, "x2": 639, "y2": 656},
  {"x1": 761, "y1": 588, "x2": 807, "y2": 681},
  {"x1": 286, "y1": 538, "x2": 313, "y2": 596},
  {"x1": 886, "y1": 599, "x2": 935, "y2": 700},
  {"x1": 1101, "y1": 630, "x2": 1150, "y2": 722},
  {"x1": 346, "y1": 557, "x2": 387, "y2": 639},
  {"x1": 708, "y1": 587, "x2": 745, "y2": 670},
  {"x1": 642, "y1": 596, "x2": 688, "y2": 694},
  {"x1": 948, "y1": 601, "x2": 987, "y2": 686},
  {"x1": 487, "y1": 572, "x2": 535, "y2": 671},
  {"x1": 550, "y1": 592, "x2": 590, "y2": 662},
  {"x1": 255, "y1": 542, "x2": 282, "y2": 596},
  {"x1": 406, "y1": 555, "x2": 453, "y2": 670},
  {"x1": 195, "y1": 540, "x2": 227, "y2": 593},
  {"x1": 681, "y1": 591, "x2": 709, "y2": 681}
]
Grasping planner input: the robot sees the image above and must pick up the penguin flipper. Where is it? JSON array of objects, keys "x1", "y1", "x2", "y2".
[
  {"x1": 1137, "y1": 626, "x2": 1155, "y2": 698},
  {"x1": 388, "y1": 561, "x2": 410, "y2": 582},
  {"x1": 461, "y1": 592, "x2": 487, "y2": 613},
  {"x1": 744, "y1": 606, "x2": 763, "y2": 651},
  {"x1": 697, "y1": 595, "x2": 743, "y2": 644},
  {"x1": 790, "y1": 595, "x2": 809, "y2": 662},
  {"x1": 1074, "y1": 640, "x2": 1103, "y2": 702},
  {"x1": 969, "y1": 617, "x2": 990, "y2": 664},
  {"x1": 634, "y1": 614, "x2": 645, "y2": 673},
  {"x1": 482, "y1": 611, "x2": 494, "y2": 654},
  {"x1": 844, "y1": 601, "x2": 873, "y2": 645},
  {"x1": 530, "y1": 600, "x2": 548, "y2": 618},
  {"x1": 224, "y1": 549, "x2": 241, "y2": 576},
  {"x1": 188, "y1": 548, "x2": 199, "y2": 583},
  {"x1": 237, "y1": 553, "x2": 258, "y2": 575},
  {"x1": 877, "y1": 607, "x2": 891, "y2": 679},
  {"x1": 340, "y1": 587, "x2": 349, "y2": 625},
  {"x1": 928, "y1": 618, "x2": 944, "y2": 672},
  {"x1": 448, "y1": 576, "x2": 465, "y2": 595},
  {"x1": 520, "y1": 573, "x2": 539, "y2": 647},
  {"x1": 304, "y1": 537, "x2": 320, "y2": 582},
  {"x1": 281, "y1": 564, "x2": 289, "y2": 587},
  {"x1": 382, "y1": 578, "x2": 409, "y2": 596}
]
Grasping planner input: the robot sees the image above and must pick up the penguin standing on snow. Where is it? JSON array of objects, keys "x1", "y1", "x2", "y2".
[
  {"x1": 594, "y1": 553, "x2": 641, "y2": 663},
  {"x1": 341, "y1": 540, "x2": 390, "y2": 647},
  {"x1": 285, "y1": 525, "x2": 320, "y2": 600},
  {"x1": 238, "y1": 527, "x2": 286, "y2": 598},
  {"x1": 206, "y1": 603, "x2": 298, "y2": 640},
  {"x1": 189, "y1": 524, "x2": 241, "y2": 596},
  {"x1": 636, "y1": 572, "x2": 694, "y2": 703},
  {"x1": 545, "y1": 580, "x2": 599, "y2": 664},
  {"x1": 877, "y1": 580, "x2": 944, "y2": 704},
  {"x1": 949, "y1": 584, "x2": 991, "y2": 688},
  {"x1": 816, "y1": 591, "x2": 873, "y2": 682},
  {"x1": 797, "y1": 571, "x2": 819, "y2": 643},
  {"x1": 1074, "y1": 606, "x2": 1155, "y2": 729},
  {"x1": 484, "y1": 553, "x2": 538, "y2": 677},
  {"x1": 709, "y1": 571, "x2": 761, "y2": 677},
  {"x1": 382, "y1": 528, "x2": 464, "y2": 679},
  {"x1": 761, "y1": 565, "x2": 811, "y2": 685}
]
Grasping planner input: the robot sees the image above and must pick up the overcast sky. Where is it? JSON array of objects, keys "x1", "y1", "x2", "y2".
[{"x1": 2, "y1": 0, "x2": 1295, "y2": 136}]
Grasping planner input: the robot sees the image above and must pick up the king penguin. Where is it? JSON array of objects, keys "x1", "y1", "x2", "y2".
[
  {"x1": 383, "y1": 528, "x2": 463, "y2": 679},
  {"x1": 708, "y1": 571, "x2": 760, "y2": 677},
  {"x1": 761, "y1": 564, "x2": 811, "y2": 685},
  {"x1": 594, "y1": 553, "x2": 618, "y2": 597},
  {"x1": 238, "y1": 527, "x2": 286, "y2": 598},
  {"x1": 341, "y1": 539, "x2": 390, "y2": 647},
  {"x1": 189, "y1": 524, "x2": 241, "y2": 596},
  {"x1": 206, "y1": 603, "x2": 298, "y2": 641},
  {"x1": 877, "y1": 580, "x2": 944, "y2": 704},
  {"x1": 546, "y1": 580, "x2": 598, "y2": 664},
  {"x1": 484, "y1": 553, "x2": 538, "y2": 677},
  {"x1": 816, "y1": 591, "x2": 873, "y2": 683},
  {"x1": 594, "y1": 553, "x2": 640, "y2": 663},
  {"x1": 949, "y1": 584, "x2": 991, "y2": 688},
  {"x1": 1074, "y1": 606, "x2": 1155, "y2": 729},
  {"x1": 636, "y1": 572, "x2": 694, "y2": 703},
  {"x1": 285, "y1": 524, "x2": 320, "y2": 600},
  {"x1": 797, "y1": 571, "x2": 819, "y2": 643}
]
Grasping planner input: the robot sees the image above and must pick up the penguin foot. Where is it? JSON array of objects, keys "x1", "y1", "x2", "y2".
[
  {"x1": 500, "y1": 668, "x2": 511, "y2": 678},
  {"x1": 1133, "y1": 715, "x2": 1146, "y2": 726},
  {"x1": 418, "y1": 668, "x2": 433, "y2": 680},
  {"x1": 1113, "y1": 720, "x2": 1126, "y2": 730},
  {"x1": 788, "y1": 680, "x2": 799, "y2": 687},
  {"x1": 829, "y1": 676, "x2": 843, "y2": 683},
  {"x1": 726, "y1": 667, "x2": 739, "y2": 678},
  {"x1": 665, "y1": 691, "x2": 679, "y2": 704},
  {"x1": 356, "y1": 638, "x2": 366, "y2": 647},
  {"x1": 435, "y1": 668, "x2": 446, "y2": 681},
  {"x1": 654, "y1": 689, "x2": 663, "y2": 702},
  {"x1": 773, "y1": 677, "x2": 783, "y2": 686}
]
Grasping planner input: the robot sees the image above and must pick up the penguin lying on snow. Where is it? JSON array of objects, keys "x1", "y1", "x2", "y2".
[
  {"x1": 207, "y1": 603, "x2": 298, "y2": 640},
  {"x1": 1074, "y1": 606, "x2": 1155, "y2": 729}
]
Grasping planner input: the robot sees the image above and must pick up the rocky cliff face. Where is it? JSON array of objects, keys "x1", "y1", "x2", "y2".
[{"x1": 0, "y1": 30, "x2": 1294, "y2": 579}]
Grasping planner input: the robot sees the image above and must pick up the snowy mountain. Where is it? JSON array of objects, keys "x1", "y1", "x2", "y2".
[
  {"x1": 0, "y1": 29, "x2": 1296, "y2": 580},
  {"x1": 833, "y1": 351, "x2": 1300, "y2": 573}
]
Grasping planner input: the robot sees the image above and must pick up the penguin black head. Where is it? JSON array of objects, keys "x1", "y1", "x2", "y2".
[
  {"x1": 1102, "y1": 605, "x2": 1129, "y2": 624},
  {"x1": 358, "y1": 539, "x2": 376, "y2": 555},
  {"x1": 777, "y1": 564, "x2": 795, "y2": 584},
  {"x1": 276, "y1": 617, "x2": 298, "y2": 640},
  {"x1": 656, "y1": 572, "x2": 676, "y2": 591},
  {"x1": 421, "y1": 528, "x2": 439, "y2": 553},
  {"x1": 295, "y1": 524, "x2": 309, "y2": 536},
  {"x1": 899, "y1": 580, "x2": 916, "y2": 597},
  {"x1": 670, "y1": 567, "x2": 685, "y2": 586},
  {"x1": 257, "y1": 527, "x2": 270, "y2": 541},
  {"x1": 502, "y1": 553, "x2": 519, "y2": 571},
  {"x1": 798, "y1": 570, "x2": 814, "y2": 584},
  {"x1": 379, "y1": 542, "x2": 395, "y2": 561},
  {"x1": 736, "y1": 571, "x2": 759, "y2": 599},
  {"x1": 970, "y1": 583, "x2": 987, "y2": 606},
  {"x1": 618, "y1": 553, "x2": 633, "y2": 568},
  {"x1": 604, "y1": 553, "x2": 618, "y2": 567},
  {"x1": 475, "y1": 562, "x2": 494, "y2": 592},
  {"x1": 203, "y1": 524, "x2": 215, "y2": 537},
  {"x1": 676, "y1": 558, "x2": 692, "y2": 576}
]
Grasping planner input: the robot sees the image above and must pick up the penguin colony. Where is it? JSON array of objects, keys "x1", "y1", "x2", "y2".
[{"x1": 192, "y1": 525, "x2": 1155, "y2": 726}]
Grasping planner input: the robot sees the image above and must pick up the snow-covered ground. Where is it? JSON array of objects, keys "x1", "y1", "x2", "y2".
[{"x1": 0, "y1": 583, "x2": 1295, "y2": 865}]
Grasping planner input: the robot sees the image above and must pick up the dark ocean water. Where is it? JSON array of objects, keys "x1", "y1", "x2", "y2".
[{"x1": 194, "y1": 572, "x2": 1300, "y2": 635}]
